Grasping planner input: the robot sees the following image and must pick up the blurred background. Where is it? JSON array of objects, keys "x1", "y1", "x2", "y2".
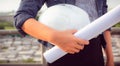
[{"x1": 0, "y1": 0, "x2": 120, "y2": 66}]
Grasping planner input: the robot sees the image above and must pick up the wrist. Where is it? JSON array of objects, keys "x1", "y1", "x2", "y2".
[{"x1": 47, "y1": 30, "x2": 60, "y2": 45}]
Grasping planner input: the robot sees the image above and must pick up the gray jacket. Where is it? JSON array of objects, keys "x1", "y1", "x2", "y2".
[{"x1": 14, "y1": 0, "x2": 108, "y2": 36}]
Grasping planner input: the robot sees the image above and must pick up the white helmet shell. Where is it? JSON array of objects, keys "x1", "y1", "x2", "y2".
[{"x1": 39, "y1": 4, "x2": 90, "y2": 30}]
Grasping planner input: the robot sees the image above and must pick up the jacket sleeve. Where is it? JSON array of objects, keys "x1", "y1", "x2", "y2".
[
  {"x1": 102, "y1": 0, "x2": 108, "y2": 14},
  {"x1": 14, "y1": 0, "x2": 45, "y2": 36}
]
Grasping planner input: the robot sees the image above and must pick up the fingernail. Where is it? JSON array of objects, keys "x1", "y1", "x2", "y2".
[{"x1": 85, "y1": 41, "x2": 89, "y2": 44}]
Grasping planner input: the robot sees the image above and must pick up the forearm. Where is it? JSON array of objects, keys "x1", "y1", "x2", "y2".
[
  {"x1": 22, "y1": 18, "x2": 57, "y2": 43},
  {"x1": 103, "y1": 30, "x2": 114, "y2": 65},
  {"x1": 21, "y1": 18, "x2": 89, "y2": 54}
]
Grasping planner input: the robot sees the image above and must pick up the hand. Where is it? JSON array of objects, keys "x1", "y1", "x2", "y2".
[{"x1": 49, "y1": 29, "x2": 89, "y2": 54}]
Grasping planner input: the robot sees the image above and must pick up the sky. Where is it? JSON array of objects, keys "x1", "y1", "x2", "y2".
[
  {"x1": 0, "y1": 0, "x2": 120, "y2": 12},
  {"x1": 107, "y1": 0, "x2": 120, "y2": 10},
  {"x1": 0, "y1": 0, "x2": 20, "y2": 12}
]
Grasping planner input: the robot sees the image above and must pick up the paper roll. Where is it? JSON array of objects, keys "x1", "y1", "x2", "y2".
[{"x1": 43, "y1": 5, "x2": 120, "y2": 63}]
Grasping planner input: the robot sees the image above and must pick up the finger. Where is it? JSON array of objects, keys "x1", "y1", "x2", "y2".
[
  {"x1": 71, "y1": 48, "x2": 80, "y2": 53},
  {"x1": 76, "y1": 43, "x2": 84, "y2": 46},
  {"x1": 69, "y1": 52, "x2": 75, "y2": 54},
  {"x1": 66, "y1": 49, "x2": 76, "y2": 54},
  {"x1": 66, "y1": 47, "x2": 79, "y2": 54},
  {"x1": 63, "y1": 47, "x2": 75, "y2": 54},
  {"x1": 74, "y1": 43, "x2": 84, "y2": 50},
  {"x1": 76, "y1": 38, "x2": 89, "y2": 45},
  {"x1": 79, "y1": 44, "x2": 84, "y2": 50}
]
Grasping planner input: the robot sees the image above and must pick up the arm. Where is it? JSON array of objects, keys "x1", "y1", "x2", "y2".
[
  {"x1": 14, "y1": 0, "x2": 45, "y2": 36},
  {"x1": 102, "y1": 1, "x2": 114, "y2": 65},
  {"x1": 14, "y1": 0, "x2": 89, "y2": 54},
  {"x1": 22, "y1": 18, "x2": 89, "y2": 54},
  {"x1": 103, "y1": 30, "x2": 114, "y2": 66}
]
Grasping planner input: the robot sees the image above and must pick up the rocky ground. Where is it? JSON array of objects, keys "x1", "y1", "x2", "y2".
[
  {"x1": 0, "y1": 34, "x2": 120, "y2": 64},
  {"x1": 112, "y1": 35, "x2": 120, "y2": 63},
  {"x1": 0, "y1": 35, "x2": 42, "y2": 64}
]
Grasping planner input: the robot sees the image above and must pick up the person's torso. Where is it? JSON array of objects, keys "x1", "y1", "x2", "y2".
[
  {"x1": 45, "y1": 0, "x2": 107, "y2": 17},
  {"x1": 75, "y1": 0, "x2": 99, "y2": 21}
]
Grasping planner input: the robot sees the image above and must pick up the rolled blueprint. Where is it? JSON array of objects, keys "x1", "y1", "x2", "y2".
[{"x1": 43, "y1": 5, "x2": 120, "y2": 63}]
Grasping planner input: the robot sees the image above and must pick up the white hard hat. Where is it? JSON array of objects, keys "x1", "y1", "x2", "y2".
[{"x1": 39, "y1": 4, "x2": 90, "y2": 30}]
